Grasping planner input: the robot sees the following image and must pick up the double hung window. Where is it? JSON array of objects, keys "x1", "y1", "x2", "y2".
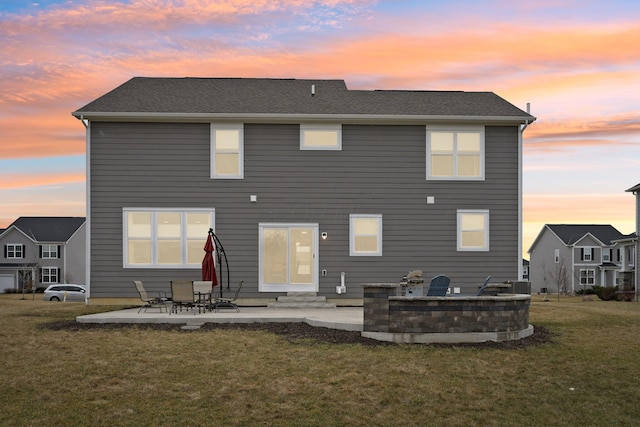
[
  {"x1": 211, "y1": 124, "x2": 243, "y2": 179},
  {"x1": 457, "y1": 210, "x2": 490, "y2": 251},
  {"x1": 349, "y1": 214, "x2": 382, "y2": 256},
  {"x1": 5, "y1": 244, "x2": 24, "y2": 259},
  {"x1": 41, "y1": 245, "x2": 59, "y2": 259},
  {"x1": 41, "y1": 267, "x2": 59, "y2": 283},
  {"x1": 580, "y1": 269, "x2": 595, "y2": 286},
  {"x1": 427, "y1": 126, "x2": 484, "y2": 180}
]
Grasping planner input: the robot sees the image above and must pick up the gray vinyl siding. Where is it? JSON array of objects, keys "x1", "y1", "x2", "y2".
[{"x1": 89, "y1": 122, "x2": 520, "y2": 298}]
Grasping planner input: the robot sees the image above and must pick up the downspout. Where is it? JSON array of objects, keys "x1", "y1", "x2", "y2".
[
  {"x1": 79, "y1": 115, "x2": 91, "y2": 304},
  {"x1": 518, "y1": 103, "x2": 531, "y2": 281}
]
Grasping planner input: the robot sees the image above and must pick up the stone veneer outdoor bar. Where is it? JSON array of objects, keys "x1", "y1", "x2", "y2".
[{"x1": 362, "y1": 283, "x2": 533, "y2": 344}]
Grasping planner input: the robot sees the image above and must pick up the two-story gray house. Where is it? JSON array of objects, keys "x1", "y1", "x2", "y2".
[
  {"x1": 72, "y1": 77, "x2": 535, "y2": 304},
  {"x1": 0, "y1": 217, "x2": 86, "y2": 292},
  {"x1": 528, "y1": 224, "x2": 628, "y2": 295}
]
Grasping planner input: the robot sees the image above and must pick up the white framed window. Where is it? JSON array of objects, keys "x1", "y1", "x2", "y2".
[
  {"x1": 426, "y1": 125, "x2": 484, "y2": 180},
  {"x1": 602, "y1": 248, "x2": 611, "y2": 263},
  {"x1": 41, "y1": 244, "x2": 59, "y2": 259},
  {"x1": 5, "y1": 244, "x2": 24, "y2": 259},
  {"x1": 41, "y1": 267, "x2": 59, "y2": 283},
  {"x1": 349, "y1": 214, "x2": 382, "y2": 256},
  {"x1": 211, "y1": 123, "x2": 243, "y2": 179},
  {"x1": 123, "y1": 208, "x2": 215, "y2": 268},
  {"x1": 457, "y1": 210, "x2": 490, "y2": 251},
  {"x1": 582, "y1": 247, "x2": 593, "y2": 262},
  {"x1": 580, "y1": 269, "x2": 595, "y2": 285},
  {"x1": 300, "y1": 124, "x2": 342, "y2": 150}
]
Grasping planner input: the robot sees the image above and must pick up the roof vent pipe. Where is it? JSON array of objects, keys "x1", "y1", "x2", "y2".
[
  {"x1": 526, "y1": 102, "x2": 530, "y2": 114},
  {"x1": 311, "y1": 84, "x2": 315, "y2": 97}
]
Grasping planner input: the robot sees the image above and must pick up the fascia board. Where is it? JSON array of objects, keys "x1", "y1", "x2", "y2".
[
  {"x1": 573, "y1": 232, "x2": 605, "y2": 247},
  {"x1": 72, "y1": 111, "x2": 536, "y2": 125}
]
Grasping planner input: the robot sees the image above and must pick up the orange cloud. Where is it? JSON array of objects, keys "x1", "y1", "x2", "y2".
[{"x1": 0, "y1": 172, "x2": 85, "y2": 190}]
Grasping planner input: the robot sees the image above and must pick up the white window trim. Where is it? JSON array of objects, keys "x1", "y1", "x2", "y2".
[
  {"x1": 258, "y1": 223, "x2": 319, "y2": 292},
  {"x1": 580, "y1": 269, "x2": 595, "y2": 285},
  {"x1": 6, "y1": 244, "x2": 23, "y2": 259},
  {"x1": 457, "y1": 209, "x2": 490, "y2": 252},
  {"x1": 300, "y1": 124, "x2": 342, "y2": 150},
  {"x1": 426, "y1": 125, "x2": 485, "y2": 181},
  {"x1": 349, "y1": 214, "x2": 383, "y2": 256},
  {"x1": 41, "y1": 266, "x2": 59, "y2": 284},
  {"x1": 211, "y1": 123, "x2": 244, "y2": 179},
  {"x1": 122, "y1": 208, "x2": 215, "y2": 269},
  {"x1": 41, "y1": 244, "x2": 58, "y2": 259}
]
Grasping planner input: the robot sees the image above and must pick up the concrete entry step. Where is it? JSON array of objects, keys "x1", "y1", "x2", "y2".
[{"x1": 268, "y1": 292, "x2": 337, "y2": 309}]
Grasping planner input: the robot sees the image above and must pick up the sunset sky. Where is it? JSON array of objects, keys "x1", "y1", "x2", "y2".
[{"x1": 1, "y1": 0, "x2": 639, "y2": 256}]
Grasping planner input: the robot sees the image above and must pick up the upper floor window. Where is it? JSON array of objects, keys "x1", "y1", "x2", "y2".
[
  {"x1": 349, "y1": 214, "x2": 382, "y2": 256},
  {"x1": 602, "y1": 248, "x2": 611, "y2": 263},
  {"x1": 211, "y1": 124, "x2": 243, "y2": 179},
  {"x1": 300, "y1": 124, "x2": 342, "y2": 150},
  {"x1": 40, "y1": 245, "x2": 59, "y2": 259},
  {"x1": 5, "y1": 244, "x2": 24, "y2": 259},
  {"x1": 427, "y1": 126, "x2": 484, "y2": 180},
  {"x1": 457, "y1": 210, "x2": 489, "y2": 251},
  {"x1": 123, "y1": 208, "x2": 215, "y2": 268},
  {"x1": 581, "y1": 247, "x2": 594, "y2": 262}
]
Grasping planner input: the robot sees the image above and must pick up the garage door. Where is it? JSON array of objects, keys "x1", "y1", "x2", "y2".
[{"x1": 0, "y1": 274, "x2": 15, "y2": 293}]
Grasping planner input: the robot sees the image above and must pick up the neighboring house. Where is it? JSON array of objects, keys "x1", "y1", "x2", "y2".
[
  {"x1": 528, "y1": 224, "x2": 628, "y2": 294},
  {"x1": 625, "y1": 182, "x2": 640, "y2": 300},
  {"x1": 0, "y1": 217, "x2": 86, "y2": 292},
  {"x1": 72, "y1": 77, "x2": 535, "y2": 303}
]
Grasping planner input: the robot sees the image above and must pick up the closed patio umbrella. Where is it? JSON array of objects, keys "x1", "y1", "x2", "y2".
[{"x1": 202, "y1": 230, "x2": 219, "y2": 288}]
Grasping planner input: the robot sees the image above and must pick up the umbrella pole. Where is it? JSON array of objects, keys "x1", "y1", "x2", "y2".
[{"x1": 209, "y1": 229, "x2": 230, "y2": 299}]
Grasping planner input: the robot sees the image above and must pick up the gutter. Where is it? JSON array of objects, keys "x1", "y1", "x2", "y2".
[{"x1": 72, "y1": 111, "x2": 536, "y2": 126}]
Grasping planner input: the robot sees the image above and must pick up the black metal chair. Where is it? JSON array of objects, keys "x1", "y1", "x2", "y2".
[
  {"x1": 476, "y1": 276, "x2": 492, "y2": 296},
  {"x1": 212, "y1": 280, "x2": 243, "y2": 312}
]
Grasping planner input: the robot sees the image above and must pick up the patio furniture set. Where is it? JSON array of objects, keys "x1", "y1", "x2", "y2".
[{"x1": 134, "y1": 280, "x2": 242, "y2": 314}]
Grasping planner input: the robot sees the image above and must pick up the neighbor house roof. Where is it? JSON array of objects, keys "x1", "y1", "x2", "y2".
[
  {"x1": 73, "y1": 77, "x2": 536, "y2": 124},
  {"x1": 546, "y1": 224, "x2": 624, "y2": 246},
  {"x1": 5, "y1": 217, "x2": 85, "y2": 242},
  {"x1": 626, "y1": 182, "x2": 640, "y2": 193}
]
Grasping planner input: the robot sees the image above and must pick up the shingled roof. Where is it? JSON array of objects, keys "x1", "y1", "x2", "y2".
[
  {"x1": 7, "y1": 217, "x2": 85, "y2": 242},
  {"x1": 73, "y1": 77, "x2": 535, "y2": 123},
  {"x1": 546, "y1": 224, "x2": 624, "y2": 246}
]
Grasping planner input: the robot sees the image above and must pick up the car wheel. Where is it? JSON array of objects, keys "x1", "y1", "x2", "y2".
[{"x1": 50, "y1": 296, "x2": 60, "y2": 301}]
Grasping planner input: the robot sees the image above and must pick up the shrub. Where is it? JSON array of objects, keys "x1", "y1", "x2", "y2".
[{"x1": 592, "y1": 285, "x2": 619, "y2": 301}]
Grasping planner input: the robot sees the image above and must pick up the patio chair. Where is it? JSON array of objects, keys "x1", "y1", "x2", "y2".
[
  {"x1": 476, "y1": 275, "x2": 492, "y2": 296},
  {"x1": 170, "y1": 280, "x2": 198, "y2": 314},
  {"x1": 212, "y1": 280, "x2": 243, "y2": 312},
  {"x1": 133, "y1": 280, "x2": 168, "y2": 313},
  {"x1": 193, "y1": 281, "x2": 213, "y2": 311},
  {"x1": 426, "y1": 275, "x2": 450, "y2": 296}
]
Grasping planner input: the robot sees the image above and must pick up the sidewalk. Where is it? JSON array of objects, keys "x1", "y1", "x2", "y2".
[{"x1": 77, "y1": 306, "x2": 364, "y2": 331}]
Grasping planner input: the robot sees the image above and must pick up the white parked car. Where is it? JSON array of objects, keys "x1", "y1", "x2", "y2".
[{"x1": 43, "y1": 284, "x2": 87, "y2": 302}]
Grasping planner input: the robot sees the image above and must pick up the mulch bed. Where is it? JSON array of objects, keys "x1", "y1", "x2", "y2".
[{"x1": 41, "y1": 320, "x2": 553, "y2": 348}]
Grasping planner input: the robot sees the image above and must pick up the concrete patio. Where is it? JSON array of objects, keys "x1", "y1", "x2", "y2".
[{"x1": 77, "y1": 306, "x2": 364, "y2": 331}]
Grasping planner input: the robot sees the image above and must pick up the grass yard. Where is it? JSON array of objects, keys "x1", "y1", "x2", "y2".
[{"x1": 1, "y1": 294, "x2": 639, "y2": 426}]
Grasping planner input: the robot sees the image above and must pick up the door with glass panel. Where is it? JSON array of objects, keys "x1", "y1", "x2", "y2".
[{"x1": 259, "y1": 224, "x2": 318, "y2": 292}]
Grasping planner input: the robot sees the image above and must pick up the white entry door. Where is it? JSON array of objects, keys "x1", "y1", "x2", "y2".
[{"x1": 259, "y1": 223, "x2": 318, "y2": 292}]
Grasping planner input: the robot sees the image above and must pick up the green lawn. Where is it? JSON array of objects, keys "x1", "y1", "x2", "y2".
[{"x1": 1, "y1": 295, "x2": 639, "y2": 426}]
